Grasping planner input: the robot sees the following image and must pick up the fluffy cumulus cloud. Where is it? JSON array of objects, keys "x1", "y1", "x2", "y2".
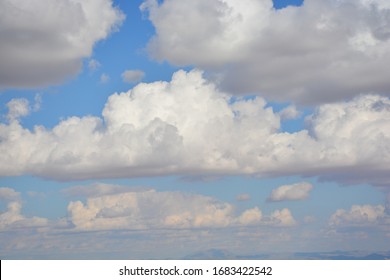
[
  {"x1": 329, "y1": 204, "x2": 386, "y2": 226},
  {"x1": 64, "y1": 184, "x2": 293, "y2": 231},
  {"x1": 5, "y1": 98, "x2": 30, "y2": 121},
  {"x1": 325, "y1": 203, "x2": 390, "y2": 242},
  {"x1": 278, "y1": 105, "x2": 302, "y2": 120},
  {"x1": 269, "y1": 208, "x2": 296, "y2": 226},
  {"x1": 0, "y1": 185, "x2": 300, "y2": 258},
  {"x1": 121, "y1": 70, "x2": 145, "y2": 83},
  {"x1": 141, "y1": 0, "x2": 271, "y2": 66},
  {"x1": 0, "y1": 0, "x2": 124, "y2": 89},
  {"x1": 0, "y1": 187, "x2": 48, "y2": 231},
  {"x1": 0, "y1": 70, "x2": 389, "y2": 186},
  {"x1": 305, "y1": 94, "x2": 390, "y2": 186},
  {"x1": 268, "y1": 182, "x2": 313, "y2": 202},
  {"x1": 142, "y1": 0, "x2": 390, "y2": 104}
]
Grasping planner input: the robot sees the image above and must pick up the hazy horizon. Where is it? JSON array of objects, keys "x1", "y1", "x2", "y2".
[{"x1": 1, "y1": 0, "x2": 390, "y2": 259}]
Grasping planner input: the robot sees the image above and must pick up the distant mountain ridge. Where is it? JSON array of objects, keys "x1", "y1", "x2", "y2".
[{"x1": 182, "y1": 249, "x2": 390, "y2": 260}]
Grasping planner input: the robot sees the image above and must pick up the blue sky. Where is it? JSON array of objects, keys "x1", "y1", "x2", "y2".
[{"x1": 1, "y1": 0, "x2": 390, "y2": 259}]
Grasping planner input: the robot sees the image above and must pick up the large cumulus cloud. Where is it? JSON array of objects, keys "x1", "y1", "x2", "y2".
[
  {"x1": 0, "y1": 0, "x2": 124, "y2": 89},
  {"x1": 142, "y1": 0, "x2": 390, "y2": 104},
  {"x1": 0, "y1": 70, "x2": 389, "y2": 186}
]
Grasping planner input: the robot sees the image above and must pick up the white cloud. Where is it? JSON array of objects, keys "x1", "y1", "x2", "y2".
[
  {"x1": 279, "y1": 105, "x2": 302, "y2": 120},
  {"x1": 141, "y1": 0, "x2": 271, "y2": 66},
  {"x1": 5, "y1": 96, "x2": 41, "y2": 122},
  {"x1": 268, "y1": 182, "x2": 313, "y2": 202},
  {"x1": 142, "y1": 0, "x2": 390, "y2": 104},
  {"x1": 0, "y1": 0, "x2": 124, "y2": 89},
  {"x1": 6, "y1": 98, "x2": 30, "y2": 121},
  {"x1": 0, "y1": 185, "x2": 300, "y2": 258},
  {"x1": 65, "y1": 184, "x2": 292, "y2": 231},
  {"x1": 33, "y1": 94, "x2": 42, "y2": 112},
  {"x1": 0, "y1": 70, "x2": 389, "y2": 186},
  {"x1": 0, "y1": 187, "x2": 48, "y2": 231},
  {"x1": 0, "y1": 187, "x2": 20, "y2": 201},
  {"x1": 88, "y1": 59, "x2": 101, "y2": 72},
  {"x1": 328, "y1": 204, "x2": 390, "y2": 230},
  {"x1": 100, "y1": 73, "x2": 110, "y2": 83},
  {"x1": 304, "y1": 94, "x2": 390, "y2": 186},
  {"x1": 121, "y1": 69, "x2": 145, "y2": 83},
  {"x1": 66, "y1": 187, "x2": 235, "y2": 230},
  {"x1": 269, "y1": 208, "x2": 297, "y2": 227},
  {"x1": 238, "y1": 207, "x2": 262, "y2": 226}
]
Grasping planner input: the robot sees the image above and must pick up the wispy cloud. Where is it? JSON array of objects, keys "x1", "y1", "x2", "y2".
[
  {"x1": 236, "y1": 193, "x2": 251, "y2": 201},
  {"x1": 100, "y1": 73, "x2": 110, "y2": 83}
]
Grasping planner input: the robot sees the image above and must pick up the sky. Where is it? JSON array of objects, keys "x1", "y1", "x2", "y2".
[{"x1": 0, "y1": 0, "x2": 390, "y2": 259}]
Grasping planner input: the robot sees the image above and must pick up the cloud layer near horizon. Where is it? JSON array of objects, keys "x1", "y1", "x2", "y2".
[
  {"x1": 1, "y1": 70, "x2": 390, "y2": 185},
  {"x1": 142, "y1": 0, "x2": 390, "y2": 104},
  {"x1": 65, "y1": 184, "x2": 296, "y2": 231},
  {"x1": 0, "y1": 0, "x2": 124, "y2": 89},
  {"x1": 1, "y1": 184, "x2": 389, "y2": 258},
  {"x1": 0, "y1": 185, "x2": 296, "y2": 232}
]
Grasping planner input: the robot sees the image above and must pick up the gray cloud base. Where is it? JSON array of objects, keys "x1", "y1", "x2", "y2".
[
  {"x1": 0, "y1": 0, "x2": 124, "y2": 89},
  {"x1": 143, "y1": 0, "x2": 390, "y2": 104}
]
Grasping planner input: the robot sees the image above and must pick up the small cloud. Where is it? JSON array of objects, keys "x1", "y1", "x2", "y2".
[
  {"x1": 6, "y1": 98, "x2": 30, "y2": 122},
  {"x1": 279, "y1": 105, "x2": 302, "y2": 120},
  {"x1": 100, "y1": 73, "x2": 110, "y2": 83},
  {"x1": 270, "y1": 208, "x2": 297, "y2": 226},
  {"x1": 121, "y1": 69, "x2": 145, "y2": 83},
  {"x1": 268, "y1": 182, "x2": 313, "y2": 202},
  {"x1": 236, "y1": 193, "x2": 251, "y2": 201},
  {"x1": 33, "y1": 93, "x2": 42, "y2": 112},
  {"x1": 88, "y1": 59, "x2": 101, "y2": 72},
  {"x1": 0, "y1": 187, "x2": 47, "y2": 231}
]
